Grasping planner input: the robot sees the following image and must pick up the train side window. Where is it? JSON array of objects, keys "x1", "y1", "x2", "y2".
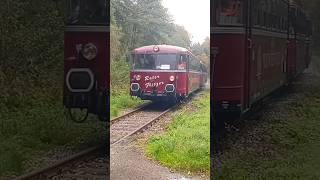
[
  {"x1": 67, "y1": 0, "x2": 81, "y2": 24},
  {"x1": 83, "y1": 0, "x2": 107, "y2": 25},
  {"x1": 189, "y1": 57, "x2": 194, "y2": 71},
  {"x1": 178, "y1": 54, "x2": 187, "y2": 70},
  {"x1": 217, "y1": 0, "x2": 243, "y2": 26},
  {"x1": 190, "y1": 56, "x2": 196, "y2": 71}
]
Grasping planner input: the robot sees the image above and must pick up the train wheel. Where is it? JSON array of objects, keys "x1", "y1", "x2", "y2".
[{"x1": 67, "y1": 108, "x2": 88, "y2": 123}]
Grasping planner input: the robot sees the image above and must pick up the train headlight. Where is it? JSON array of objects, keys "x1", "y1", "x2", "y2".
[
  {"x1": 135, "y1": 75, "x2": 141, "y2": 81},
  {"x1": 81, "y1": 43, "x2": 97, "y2": 61},
  {"x1": 169, "y1": 75, "x2": 175, "y2": 81}
]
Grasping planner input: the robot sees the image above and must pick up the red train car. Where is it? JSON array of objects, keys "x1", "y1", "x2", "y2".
[
  {"x1": 212, "y1": 0, "x2": 311, "y2": 122},
  {"x1": 63, "y1": 0, "x2": 109, "y2": 122},
  {"x1": 130, "y1": 45, "x2": 207, "y2": 102}
]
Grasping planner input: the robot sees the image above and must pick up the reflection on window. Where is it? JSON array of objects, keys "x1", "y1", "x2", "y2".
[
  {"x1": 83, "y1": 0, "x2": 107, "y2": 24},
  {"x1": 217, "y1": 0, "x2": 243, "y2": 25},
  {"x1": 178, "y1": 55, "x2": 187, "y2": 70},
  {"x1": 133, "y1": 54, "x2": 178, "y2": 70},
  {"x1": 67, "y1": 0, "x2": 81, "y2": 24},
  {"x1": 67, "y1": 0, "x2": 107, "y2": 25}
]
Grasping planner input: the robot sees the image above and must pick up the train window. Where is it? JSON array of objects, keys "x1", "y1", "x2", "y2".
[
  {"x1": 253, "y1": 0, "x2": 269, "y2": 29},
  {"x1": 67, "y1": 0, "x2": 80, "y2": 24},
  {"x1": 216, "y1": 0, "x2": 243, "y2": 26},
  {"x1": 83, "y1": 0, "x2": 107, "y2": 25},
  {"x1": 66, "y1": 0, "x2": 108, "y2": 25},
  {"x1": 178, "y1": 54, "x2": 188, "y2": 70},
  {"x1": 189, "y1": 57, "x2": 196, "y2": 71},
  {"x1": 133, "y1": 54, "x2": 178, "y2": 70}
]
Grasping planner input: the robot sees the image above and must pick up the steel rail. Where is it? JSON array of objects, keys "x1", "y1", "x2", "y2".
[
  {"x1": 14, "y1": 146, "x2": 104, "y2": 180},
  {"x1": 110, "y1": 101, "x2": 153, "y2": 125},
  {"x1": 111, "y1": 104, "x2": 178, "y2": 146}
]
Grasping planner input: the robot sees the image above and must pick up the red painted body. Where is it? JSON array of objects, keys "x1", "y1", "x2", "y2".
[
  {"x1": 212, "y1": 0, "x2": 311, "y2": 117},
  {"x1": 130, "y1": 45, "x2": 207, "y2": 101},
  {"x1": 64, "y1": 31, "x2": 109, "y2": 92},
  {"x1": 63, "y1": 27, "x2": 109, "y2": 118}
]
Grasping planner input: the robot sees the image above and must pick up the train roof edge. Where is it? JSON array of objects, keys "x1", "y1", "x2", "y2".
[{"x1": 132, "y1": 45, "x2": 189, "y2": 54}]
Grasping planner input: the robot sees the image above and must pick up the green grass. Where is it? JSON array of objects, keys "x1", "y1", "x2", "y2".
[
  {"x1": 0, "y1": 88, "x2": 105, "y2": 177},
  {"x1": 146, "y1": 91, "x2": 210, "y2": 175},
  {"x1": 212, "y1": 85, "x2": 320, "y2": 180},
  {"x1": 110, "y1": 58, "x2": 143, "y2": 118},
  {"x1": 110, "y1": 94, "x2": 143, "y2": 118}
]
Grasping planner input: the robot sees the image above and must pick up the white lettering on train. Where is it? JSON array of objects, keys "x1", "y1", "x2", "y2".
[
  {"x1": 145, "y1": 82, "x2": 164, "y2": 88},
  {"x1": 145, "y1": 75, "x2": 160, "y2": 81}
]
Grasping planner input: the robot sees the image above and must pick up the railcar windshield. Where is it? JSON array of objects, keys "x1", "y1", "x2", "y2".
[
  {"x1": 133, "y1": 54, "x2": 179, "y2": 70},
  {"x1": 67, "y1": 0, "x2": 108, "y2": 25},
  {"x1": 216, "y1": 0, "x2": 244, "y2": 26}
]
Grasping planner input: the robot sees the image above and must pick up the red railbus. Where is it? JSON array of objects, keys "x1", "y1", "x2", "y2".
[
  {"x1": 130, "y1": 45, "x2": 207, "y2": 103},
  {"x1": 63, "y1": 0, "x2": 109, "y2": 122},
  {"x1": 212, "y1": 0, "x2": 311, "y2": 127}
]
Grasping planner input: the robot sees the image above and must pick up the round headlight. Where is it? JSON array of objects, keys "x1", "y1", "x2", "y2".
[
  {"x1": 81, "y1": 43, "x2": 97, "y2": 61},
  {"x1": 136, "y1": 75, "x2": 141, "y2": 81},
  {"x1": 153, "y1": 45, "x2": 159, "y2": 52},
  {"x1": 169, "y1": 75, "x2": 175, "y2": 81}
]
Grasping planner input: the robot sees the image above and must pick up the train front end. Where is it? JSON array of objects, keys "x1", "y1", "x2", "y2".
[
  {"x1": 130, "y1": 45, "x2": 188, "y2": 102},
  {"x1": 63, "y1": 0, "x2": 109, "y2": 121}
]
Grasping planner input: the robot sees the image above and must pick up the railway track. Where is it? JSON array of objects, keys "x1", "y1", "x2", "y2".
[
  {"x1": 13, "y1": 101, "x2": 177, "y2": 180},
  {"x1": 14, "y1": 146, "x2": 108, "y2": 180},
  {"x1": 111, "y1": 102, "x2": 177, "y2": 146}
]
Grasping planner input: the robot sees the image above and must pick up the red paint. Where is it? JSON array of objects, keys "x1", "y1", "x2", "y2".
[
  {"x1": 212, "y1": 0, "x2": 311, "y2": 116},
  {"x1": 63, "y1": 28, "x2": 109, "y2": 117},
  {"x1": 64, "y1": 31, "x2": 109, "y2": 92}
]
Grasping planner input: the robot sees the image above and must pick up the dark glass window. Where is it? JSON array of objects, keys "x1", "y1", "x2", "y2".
[
  {"x1": 67, "y1": 0, "x2": 108, "y2": 25},
  {"x1": 133, "y1": 54, "x2": 178, "y2": 70},
  {"x1": 216, "y1": 0, "x2": 244, "y2": 26}
]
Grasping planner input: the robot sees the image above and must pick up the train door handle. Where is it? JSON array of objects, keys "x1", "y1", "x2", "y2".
[{"x1": 248, "y1": 39, "x2": 252, "y2": 49}]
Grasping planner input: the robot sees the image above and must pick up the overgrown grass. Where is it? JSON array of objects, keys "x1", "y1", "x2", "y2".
[
  {"x1": 110, "y1": 58, "x2": 143, "y2": 118},
  {"x1": 146, "y1": 91, "x2": 210, "y2": 175},
  {"x1": 110, "y1": 94, "x2": 143, "y2": 118},
  {"x1": 212, "y1": 84, "x2": 320, "y2": 179},
  {"x1": 0, "y1": 87, "x2": 105, "y2": 177}
]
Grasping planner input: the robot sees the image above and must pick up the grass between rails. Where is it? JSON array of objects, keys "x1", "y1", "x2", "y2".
[
  {"x1": 0, "y1": 87, "x2": 105, "y2": 177},
  {"x1": 110, "y1": 94, "x2": 143, "y2": 118},
  {"x1": 146, "y1": 91, "x2": 210, "y2": 175},
  {"x1": 212, "y1": 78, "x2": 320, "y2": 178}
]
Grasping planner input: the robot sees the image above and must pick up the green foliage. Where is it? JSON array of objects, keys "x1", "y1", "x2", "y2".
[
  {"x1": 110, "y1": 95, "x2": 143, "y2": 118},
  {"x1": 111, "y1": 0, "x2": 192, "y2": 56},
  {"x1": 0, "y1": 89, "x2": 105, "y2": 176},
  {"x1": 147, "y1": 91, "x2": 210, "y2": 175},
  {"x1": 190, "y1": 37, "x2": 210, "y2": 71},
  {"x1": 0, "y1": 1, "x2": 105, "y2": 177}
]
